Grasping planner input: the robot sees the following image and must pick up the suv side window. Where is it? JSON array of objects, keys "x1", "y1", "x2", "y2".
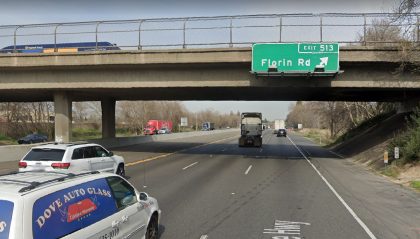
[
  {"x1": 71, "y1": 148, "x2": 83, "y2": 160},
  {"x1": 82, "y1": 146, "x2": 97, "y2": 159},
  {"x1": 94, "y1": 146, "x2": 108, "y2": 157},
  {"x1": 107, "y1": 177, "x2": 137, "y2": 210}
]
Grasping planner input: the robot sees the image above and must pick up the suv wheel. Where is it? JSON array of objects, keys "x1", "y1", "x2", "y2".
[
  {"x1": 116, "y1": 164, "x2": 125, "y2": 177},
  {"x1": 145, "y1": 215, "x2": 158, "y2": 239}
]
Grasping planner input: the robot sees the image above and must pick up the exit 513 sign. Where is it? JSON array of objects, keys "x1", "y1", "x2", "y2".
[{"x1": 252, "y1": 43, "x2": 340, "y2": 73}]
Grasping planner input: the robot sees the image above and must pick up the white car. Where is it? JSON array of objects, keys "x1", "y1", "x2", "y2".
[
  {"x1": 157, "y1": 128, "x2": 170, "y2": 134},
  {"x1": 0, "y1": 171, "x2": 160, "y2": 239},
  {"x1": 19, "y1": 143, "x2": 125, "y2": 176}
]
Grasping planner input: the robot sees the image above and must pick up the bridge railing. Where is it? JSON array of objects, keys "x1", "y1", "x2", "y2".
[{"x1": 0, "y1": 13, "x2": 419, "y2": 53}]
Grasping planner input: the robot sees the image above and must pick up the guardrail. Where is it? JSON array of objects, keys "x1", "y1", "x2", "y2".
[{"x1": 0, "y1": 13, "x2": 419, "y2": 53}]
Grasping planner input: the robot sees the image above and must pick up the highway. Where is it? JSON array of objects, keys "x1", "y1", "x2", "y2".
[
  {"x1": 0, "y1": 130, "x2": 418, "y2": 238},
  {"x1": 113, "y1": 130, "x2": 420, "y2": 239}
]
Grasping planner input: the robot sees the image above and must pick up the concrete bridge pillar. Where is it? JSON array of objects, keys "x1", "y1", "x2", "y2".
[
  {"x1": 54, "y1": 92, "x2": 72, "y2": 142},
  {"x1": 397, "y1": 100, "x2": 419, "y2": 113},
  {"x1": 101, "y1": 99, "x2": 116, "y2": 139}
]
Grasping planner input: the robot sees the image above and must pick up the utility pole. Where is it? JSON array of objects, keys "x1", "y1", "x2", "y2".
[{"x1": 195, "y1": 112, "x2": 198, "y2": 131}]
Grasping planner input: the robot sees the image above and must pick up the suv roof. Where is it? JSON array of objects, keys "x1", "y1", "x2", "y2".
[
  {"x1": 0, "y1": 171, "x2": 102, "y2": 196},
  {"x1": 31, "y1": 142, "x2": 98, "y2": 150}
]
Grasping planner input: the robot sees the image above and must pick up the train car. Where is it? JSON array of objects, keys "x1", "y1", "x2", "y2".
[{"x1": 0, "y1": 42, "x2": 120, "y2": 53}]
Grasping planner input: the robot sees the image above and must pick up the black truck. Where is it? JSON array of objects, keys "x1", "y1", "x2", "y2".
[{"x1": 238, "y1": 112, "x2": 263, "y2": 147}]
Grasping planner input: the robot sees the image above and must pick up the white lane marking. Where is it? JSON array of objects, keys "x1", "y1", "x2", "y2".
[
  {"x1": 264, "y1": 220, "x2": 310, "y2": 236},
  {"x1": 245, "y1": 165, "x2": 253, "y2": 175},
  {"x1": 287, "y1": 136, "x2": 377, "y2": 239},
  {"x1": 182, "y1": 162, "x2": 198, "y2": 170},
  {"x1": 200, "y1": 235, "x2": 208, "y2": 239}
]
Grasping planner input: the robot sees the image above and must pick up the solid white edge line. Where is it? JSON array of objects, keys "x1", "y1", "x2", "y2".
[
  {"x1": 245, "y1": 165, "x2": 253, "y2": 175},
  {"x1": 182, "y1": 161, "x2": 198, "y2": 170},
  {"x1": 287, "y1": 135, "x2": 377, "y2": 239}
]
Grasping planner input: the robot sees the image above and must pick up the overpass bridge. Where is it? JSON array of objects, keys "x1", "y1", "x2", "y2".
[{"x1": 0, "y1": 13, "x2": 419, "y2": 141}]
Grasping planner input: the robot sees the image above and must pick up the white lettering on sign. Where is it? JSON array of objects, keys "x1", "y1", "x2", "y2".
[
  {"x1": 316, "y1": 57, "x2": 329, "y2": 67},
  {"x1": 297, "y1": 59, "x2": 310, "y2": 66},
  {"x1": 303, "y1": 45, "x2": 317, "y2": 51},
  {"x1": 0, "y1": 221, "x2": 6, "y2": 232},
  {"x1": 35, "y1": 187, "x2": 112, "y2": 229},
  {"x1": 261, "y1": 59, "x2": 293, "y2": 68},
  {"x1": 394, "y1": 147, "x2": 399, "y2": 159},
  {"x1": 263, "y1": 220, "x2": 310, "y2": 239}
]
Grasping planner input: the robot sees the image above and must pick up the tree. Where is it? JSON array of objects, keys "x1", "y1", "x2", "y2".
[{"x1": 359, "y1": 19, "x2": 404, "y2": 46}]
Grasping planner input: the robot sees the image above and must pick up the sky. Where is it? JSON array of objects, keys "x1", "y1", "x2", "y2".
[{"x1": 0, "y1": 0, "x2": 399, "y2": 120}]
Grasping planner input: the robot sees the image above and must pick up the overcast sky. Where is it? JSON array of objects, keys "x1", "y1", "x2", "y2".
[{"x1": 0, "y1": 0, "x2": 400, "y2": 120}]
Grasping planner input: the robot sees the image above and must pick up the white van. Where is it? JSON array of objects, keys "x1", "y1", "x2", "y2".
[{"x1": 0, "y1": 171, "x2": 160, "y2": 239}]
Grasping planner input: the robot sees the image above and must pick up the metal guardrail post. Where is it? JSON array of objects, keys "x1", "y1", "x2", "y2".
[
  {"x1": 54, "y1": 24, "x2": 62, "y2": 53},
  {"x1": 229, "y1": 17, "x2": 233, "y2": 47},
  {"x1": 13, "y1": 26, "x2": 21, "y2": 53},
  {"x1": 279, "y1": 16, "x2": 282, "y2": 43},
  {"x1": 417, "y1": 15, "x2": 419, "y2": 45},
  {"x1": 183, "y1": 18, "x2": 188, "y2": 49},
  {"x1": 363, "y1": 15, "x2": 367, "y2": 46},
  {"x1": 138, "y1": 20, "x2": 143, "y2": 50},
  {"x1": 95, "y1": 22, "x2": 103, "y2": 51},
  {"x1": 320, "y1": 16, "x2": 323, "y2": 42}
]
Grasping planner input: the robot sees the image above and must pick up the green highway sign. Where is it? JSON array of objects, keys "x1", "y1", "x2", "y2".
[{"x1": 252, "y1": 43, "x2": 339, "y2": 73}]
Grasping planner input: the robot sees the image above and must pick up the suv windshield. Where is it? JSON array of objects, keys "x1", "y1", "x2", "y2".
[
  {"x1": 0, "y1": 200, "x2": 14, "y2": 238},
  {"x1": 23, "y1": 149, "x2": 65, "y2": 161}
]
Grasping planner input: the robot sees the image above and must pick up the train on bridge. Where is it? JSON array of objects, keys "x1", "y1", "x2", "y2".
[{"x1": 0, "y1": 42, "x2": 120, "y2": 53}]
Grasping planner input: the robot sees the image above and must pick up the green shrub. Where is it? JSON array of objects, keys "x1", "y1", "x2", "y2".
[
  {"x1": 388, "y1": 109, "x2": 420, "y2": 164},
  {"x1": 410, "y1": 181, "x2": 420, "y2": 191},
  {"x1": 72, "y1": 128, "x2": 101, "y2": 140},
  {"x1": 381, "y1": 165, "x2": 400, "y2": 178}
]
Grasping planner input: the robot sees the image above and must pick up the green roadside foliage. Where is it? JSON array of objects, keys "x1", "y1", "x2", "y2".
[
  {"x1": 0, "y1": 134, "x2": 16, "y2": 145},
  {"x1": 301, "y1": 129, "x2": 333, "y2": 146},
  {"x1": 381, "y1": 164, "x2": 400, "y2": 178},
  {"x1": 388, "y1": 109, "x2": 420, "y2": 165},
  {"x1": 72, "y1": 128, "x2": 102, "y2": 141},
  {"x1": 410, "y1": 181, "x2": 420, "y2": 191}
]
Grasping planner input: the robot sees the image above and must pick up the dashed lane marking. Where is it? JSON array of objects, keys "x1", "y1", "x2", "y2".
[
  {"x1": 245, "y1": 165, "x2": 253, "y2": 175},
  {"x1": 125, "y1": 135, "x2": 238, "y2": 167},
  {"x1": 199, "y1": 235, "x2": 208, "y2": 239},
  {"x1": 287, "y1": 135, "x2": 377, "y2": 239},
  {"x1": 182, "y1": 162, "x2": 198, "y2": 170}
]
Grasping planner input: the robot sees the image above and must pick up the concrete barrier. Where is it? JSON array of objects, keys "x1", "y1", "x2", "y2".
[{"x1": 0, "y1": 129, "x2": 238, "y2": 163}]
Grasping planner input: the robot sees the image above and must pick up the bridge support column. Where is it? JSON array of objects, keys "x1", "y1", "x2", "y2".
[
  {"x1": 54, "y1": 92, "x2": 72, "y2": 142},
  {"x1": 397, "y1": 100, "x2": 419, "y2": 113},
  {"x1": 101, "y1": 99, "x2": 116, "y2": 139}
]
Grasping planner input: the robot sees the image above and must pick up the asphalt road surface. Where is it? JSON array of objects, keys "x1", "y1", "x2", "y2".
[
  {"x1": 116, "y1": 130, "x2": 420, "y2": 239},
  {"x1": 1, "y1": 130, "x2": 418, "y2": 238}
]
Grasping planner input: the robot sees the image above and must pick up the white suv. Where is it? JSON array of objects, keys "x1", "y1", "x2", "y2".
[
  {"x1": 19, "y1": 143, "x2": 125, "y2": 176},
  {"x1": 0, "y1": 171, "x2": 160, "y2": 239}
]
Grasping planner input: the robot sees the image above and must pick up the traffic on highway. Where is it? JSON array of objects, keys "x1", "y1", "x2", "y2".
[
  {"x1": 0, "y1": 1, "x2": 419, "y2": 238},
  {"x1": 1, "y1": 125, "x2": 419, "y2": 239}
]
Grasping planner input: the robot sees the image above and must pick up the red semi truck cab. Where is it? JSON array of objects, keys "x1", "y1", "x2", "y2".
[{"x1": 144, "y1": 120, "x2": 173, "y2": 135}]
